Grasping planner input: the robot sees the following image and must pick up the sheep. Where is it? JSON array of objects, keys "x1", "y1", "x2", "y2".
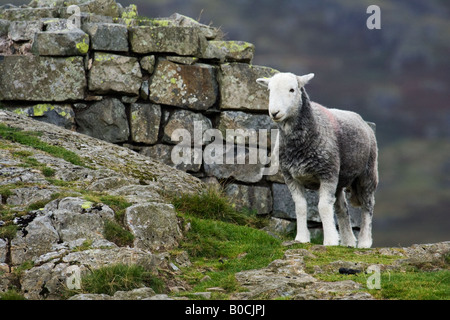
[{"x1": 257, "y1": 73, "x2": 378, "y2": 248}]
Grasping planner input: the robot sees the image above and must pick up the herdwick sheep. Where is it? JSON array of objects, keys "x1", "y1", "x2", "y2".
[{"x1": 257, "y1": 73, "x2": 378, "y2": 248}]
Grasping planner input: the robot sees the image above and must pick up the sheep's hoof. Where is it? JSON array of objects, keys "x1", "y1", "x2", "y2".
[{"x1": 357, "y1": 240, "x2": 373, "y2": 248}]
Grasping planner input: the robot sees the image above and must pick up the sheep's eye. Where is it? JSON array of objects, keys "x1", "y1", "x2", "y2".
[{"x1": 289, "y1": 88, "x2": 295, "y2": 93}]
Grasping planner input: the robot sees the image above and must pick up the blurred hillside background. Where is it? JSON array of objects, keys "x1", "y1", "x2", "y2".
[{"x1": 5, "y1": 0, "x2": 450, "y2": 247}]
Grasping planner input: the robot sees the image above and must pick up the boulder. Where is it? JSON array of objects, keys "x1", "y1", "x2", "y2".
[
  {"x1": 130, "y1": 26, "x2": 201, "y2": 55},
  {"x1": 0, "y1": 56, "x2": 86, "y2": 101},
  {"x1": 130, "y1": 103, "x2": 161, "y2": 145},
  {"x1": 83, "y1": 22, "x2": 128, "y2": 52},
  {"x1": 32, "y1": 29, "x2": 90, "y2": 56},
  {"x1": 76, "y1": 98, "x2": 130, "y2": 143},
  {"x1": 149, "y1": 59, "x2": 218, "y2": 111},
  {"x1": 125, "y1": 202, "x2": 182, "y2": 251},
  {"x1": 88, "y1": 52, "x2": 142, "y2": 95},
  {"x1": 219, "y1": 63, "x2": 278, "y2": 111}
]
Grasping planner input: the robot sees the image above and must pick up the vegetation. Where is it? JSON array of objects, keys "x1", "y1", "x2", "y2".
[
  {"x1": 170, "y1": 189, "x2": 450, "y2": 300},
  {"x1": 71, "y1": 264, "x2": 165, "y2": 296},
  {"x1": 0, "y1": 124, "x2": 87, "y2": 167}
]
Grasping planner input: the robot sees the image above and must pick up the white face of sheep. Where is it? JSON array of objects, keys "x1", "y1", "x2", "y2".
[{"x1": 256, "y1": 73, "x2": 315, "y2": 123}]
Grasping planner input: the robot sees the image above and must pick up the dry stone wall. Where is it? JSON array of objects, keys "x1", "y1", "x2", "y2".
[{"x1": 0, "y1": 0, "x2": 365, "y2": 234}]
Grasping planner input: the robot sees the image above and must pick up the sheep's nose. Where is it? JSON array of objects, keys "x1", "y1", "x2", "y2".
[{"x1": 271, "y1": 110, "x2": 280, "y2": 119}]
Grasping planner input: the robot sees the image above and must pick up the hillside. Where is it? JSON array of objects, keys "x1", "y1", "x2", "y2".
[{"x1": 1, "y1": 110, "x2": 449, "y2": 301}]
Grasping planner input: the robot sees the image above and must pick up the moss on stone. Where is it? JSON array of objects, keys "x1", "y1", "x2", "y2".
[{"x1": 76, "y1": 35, "x2": 90, "y2": 54}]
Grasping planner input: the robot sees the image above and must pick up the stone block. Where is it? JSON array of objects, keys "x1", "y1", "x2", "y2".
[
  {"x1": 140, "y1": 144, "x2": 201, "y2": 173},
  {"x1": 217, "y1": 110, "x2": 274, "y2": 146},
  {"x1": 8, "y1": 20, "x2": 42, "y2": 41},
  {"x1": 130, "y1": 103, "x2": 161, "y2": 145},
  {"x1": 202, "y1": 40, "x2": 254, "y2": 63},
  {"x1": 203, "y1": 145, "x2": 265, "y2": 183},
  {"x1": 224, "y1": 183, "x2": 272, "y2": 215},
  {"x1": 130, "y1": 26, "x2": 201, "y2": 55},
  {"x1": 83, "y1": 22, "x2": 128, "y2": 52},
  {"x1": 219, "y1": 63, "x2": 278, "y2": 111},
  {"x1": 32, "y1": 29, "x2": 90, "y2": 56},
  {"x1": 149, "y1": 59, "x2": 218, "y2": 111},
  {"x1": 76, "y1": 98, "x2": 130, "y2": 143},
  {"x1": 162, "y1": 109, "x2": 212, "y2": 145},
  {"x1": 0, "y1": 56, "x2": 86, "y2": 101},
  {"x1": 88, "y1": 52, "x2": 142, "y2": 95}
]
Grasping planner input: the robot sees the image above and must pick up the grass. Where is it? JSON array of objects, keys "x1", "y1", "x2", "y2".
[
  {"x1": 71, "y1": 264, "x2": 165, "y2": 296},
  {"x1": 170, "y1": 189, "x2": 450, "y2": 300},
  {"x1": 0, "y1": 289, "x2": 26, "y2": 300},
  {"x1": 172, "y1": 187, "x2": 267, "y2": 229},
  {"x1": 0, "y1": 124, "x2": 86, "y2": 167}
]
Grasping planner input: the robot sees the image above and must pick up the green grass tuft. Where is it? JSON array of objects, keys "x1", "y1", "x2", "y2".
[
  {"x1": 77, "y1": 264, "x2": 165, "y2": 296},
  {"x1": 0, "y1": 124, "x2": 86, "y2": 167}
]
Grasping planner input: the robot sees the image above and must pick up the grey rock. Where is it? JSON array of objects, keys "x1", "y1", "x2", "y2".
[
  {"x1": 88, "y1": 52, "x2": 142, "y2": 95},
  {"x1": 6, "y1": 186, "x2": 57, "y2": 207},
  {"x1": 76, "y1": 98, "x2": 130, "y2": 143},
  {"x1": 10, "y1": 214, "x2": 60, "y2": 266},
  {"x1": 112, "y1": 287, "x2": 156, "y2": 300},
  {"x1": 0, "y1": 239, "x2": 7, "y2": 264},
  {"x1": 219, "y1": 63, "x2": 279, "y2": 111},
  {"x1": 202, "y1": 40, "x2": 254, "y2": 63},
  {"x1": 169, "y1": 13, "x2": 219, "y2": 40},
  {"x1": 140, "y1": 55, "x2": 156, "y2": 74},
  {"x1": 8, "y1": 20, "x2": 43, "y2": 41},
  {"x1": 203, "y1": 145, "x2": 265, "y2": 183},
  {"x1": 140, "y1": 144, "x2": 201, "y2": 173},
  {"x1": 32, "y1": 29, "x2": 90, "y2": 56},
  {"x1": 69, "y1": 293, "x2": 112, "y2": 300},
  {"x1": 0, "y1": 56, "x2": 86, "y2": 101},
  {"x1": 149, "y1": 59, "x2": 218, "y2": 111},
  {"x1": 130, "y1": 103, "x2": 161, "y2": 145},
  {"x1": 217, "y1": 110, "x2": 274, "y2": 146},
  {"x1": 163, "y1": 109, "x2": 212, "y2": 145},
  {"x1": 7, "y1": 104, "x2": 75, "y2": 130},
  {"x1": 49, "y1": 197, "x2": 115, "y2": 243},
  {"x1": 125, "y1": 202, "x2": 182, "y2": 251},
  {"x1": 0, "y1": 7, "x2": 58, "y2": 21},
  {"x1": 83, "y1": 22, "x2": 128, "y2": 52},
  {"x1": 130, "y1": 26, "x2": 201, "y2": 55},
  {"x1": 109, "y1": 184, "x2": 163, "y2": 204},
  {"x1": 264, "y1": 217, "x2": 296, "y2": 235},
  {"x1": 224, "y1": 183, "x2": 272, "y2": 215}
]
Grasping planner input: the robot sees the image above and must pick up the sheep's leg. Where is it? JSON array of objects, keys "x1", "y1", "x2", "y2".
[
  {"x1": 358, "y1": 194, "x2": 375, "y2": 248},
  {"x1": 318, "y1": 181, "x2": 340, "y2": 246},
  {"x1": 286, "y1": 180, "x2": 310, "y2": 243},
  {"x1": 334, "y1": 189, "x2": 356, "y2": 247}
]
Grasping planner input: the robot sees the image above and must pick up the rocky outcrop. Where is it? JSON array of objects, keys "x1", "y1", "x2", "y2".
[{"x1": 0, "y1": 109, "x2": 200, "y2": 299}]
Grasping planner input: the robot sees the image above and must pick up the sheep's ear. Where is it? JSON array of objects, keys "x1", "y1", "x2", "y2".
[
  {"x1": 297, "y1": 73, "x2": 315, "y2": 87},
  {"x1": 256, "y1": 77, "x2": 270, "y2": 88}
]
